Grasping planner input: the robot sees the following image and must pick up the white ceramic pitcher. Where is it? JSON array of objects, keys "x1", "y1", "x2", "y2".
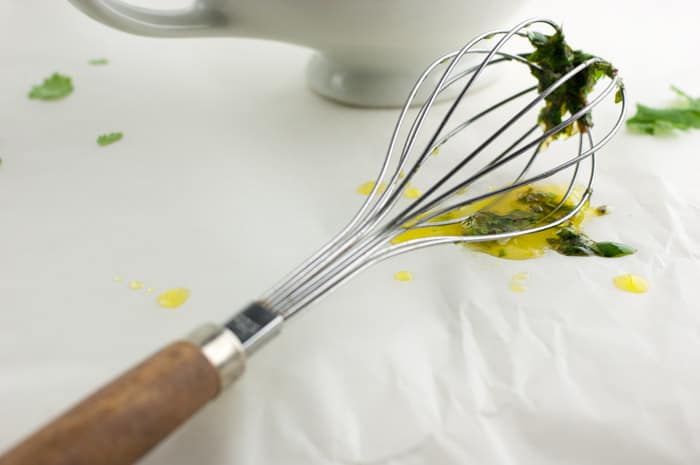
[{"x1": 67, "y1": 0, "x2": 524, "y2": 107}]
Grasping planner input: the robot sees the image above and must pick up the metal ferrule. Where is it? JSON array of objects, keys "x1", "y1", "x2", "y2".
[
  {"x1": 188, "y1": 323, "x2": 246, "y2": 390},
  {"x1": 187, "y1": 302, "x2": 283, "y2": 391},
  {"x1": 224, "y1": 302, "x2": 283, "y2": 355}
]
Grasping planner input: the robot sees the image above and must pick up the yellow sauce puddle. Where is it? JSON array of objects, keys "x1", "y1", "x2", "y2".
[
  {"x1": 613, "y1": 274, "x2": 649, "y2": 293},
  {"x1": 157, "y1": 288, "x2": 191, "y2": 309},
  {"x1": 356, "y1": 180, "x2": 387, "y2": 196},
  {"x1": 510, "y1": 272, "x2": 528, "y2": 292},
  {"x1": 404, "y1": 186, "x2": 422, "y2": 199},
  {"x1": 394, "y1": 270, "x2": 413, "y2": 282},
  {"x1": 393, "y1": 184, "x2": 592, "y2": 260}
]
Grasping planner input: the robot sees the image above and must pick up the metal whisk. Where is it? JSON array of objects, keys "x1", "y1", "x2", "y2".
[
  {"x1": 252, "y1": 17, "x2": 626, "y2": 340},
  {"x1": 1, "y1": 18, "x2": 625, "y2": 465}
]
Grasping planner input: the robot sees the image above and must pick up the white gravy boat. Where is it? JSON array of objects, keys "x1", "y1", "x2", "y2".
[{"x1": 67, "y1": 0, "x2": 524, "y2": 106}]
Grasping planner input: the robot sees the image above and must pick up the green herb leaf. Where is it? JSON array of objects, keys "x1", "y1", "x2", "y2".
[
  {"x1": 595, "y1": 242, "x2": 636, "y2": 257},
  {"x1": 88, "y1": 58, "x2": 109, "y2": 65},
  {"x1": 547, "y1": 226, "x2": 600, "y2": 256},
  {"x1": 28, "y1": 73, "x2": 74, "y2": 100},
  {"x1": 521, "y1": 28, "x2": 618, "y2": 139},
  {"x1": 626, "y1": 86, "x2": 700, "y2": 135},
  {"x1": 547, "y1": 227, "x2": 635, "y2": 258},
  {"x1": 97, "y1": 132, "x2": 123, "y2": 146},
  {"x1": 517, "y1": 187, "x2": 574, "y2": 215},
  {"x1": 462, "y1": 210, "x2": 536, "y2": 236}
]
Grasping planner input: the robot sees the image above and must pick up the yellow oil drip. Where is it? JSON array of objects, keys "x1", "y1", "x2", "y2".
[
  {"x1": 394, "y1": 270, "x2": 413, "y2": 282},
  {"x1": 431, "y1": 146, "x2": 440, "y2": 156},
  {"x1": 128, "y1": 280, "x2": 145, "y2": 290},
  {"x1": 509, "y1": 272, "x2": 528, "y2": 292},
  {"x1": 613, "y1": 274, "x2": 649, "y2": 293},
  {"x1": 146, "y1": 287, "x2": 154, "y2": 293},
  {"x1": 112, "y1": 275, "x2": 123, "y2": 282},
  {"x1": 356, "y1": 180, "x2": 387, "y2": 196},
  {"x1": 404, "y1": 187, "x2": 422, "y2": 199},
  {"x1": 157, "y1": 288, "x2": 190, "y2": 309},
  {"x1": 399, "y1": 170, "x2": 406, "y2": 179},
  {"x1": 393, "y1": 184, "x2": 591, "y2": 260}
]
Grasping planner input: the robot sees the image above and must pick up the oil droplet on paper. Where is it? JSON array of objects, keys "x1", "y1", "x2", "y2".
[
  {"x1": 157, "y1": 288, "x2": 190, "y2": 309},
  {"x1": 509, "y1": 272, "x2": 528, "y2": 293},
  {"x1": 146, "y1": 287, "x2": 154, "y2": 293},
  {"x1": 356, "y1": 180, "x2": 387, "y2": 196},
  {"x1": 398, "y1": 170, "x2": 406, "y2": 179},
  {"x1": 394, "y1": 270, "x2": 413, "y2": 282},
  {"x1": 112, "y1": 275, "x2": 123, "y2": 282},
  {"x1": 128, "y1": 280, "x2": 145, "y2": 290},
  {"x1": 404, "y1": 187, "x2": 421, "y2": 199},
  {"x1": 431, "y1": 146, "x2": 440, "y2": 156},
  {"x1": 613, "y1": 274, "x2": 649, "y2": 294}
]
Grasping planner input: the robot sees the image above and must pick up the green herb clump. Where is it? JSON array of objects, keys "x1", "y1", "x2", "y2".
[
  {"x1": 627, "y1": 86, "x2": 700, "y2": 135},
  {"x1": 97, "y1": 132, "x2": 123, "y2": 146},
  {"x1": 462, "y1": 210, "x2": 536, "y2": 236},
  {"x1": 547, "y1": 226, "x2": 636, "y2": 257},
  {"x1": 28, "y1": 73, "x2": 74, "y2": 100},
  {"x1": 521, "y1": 28, "x2": 618, "y2": 139},
  {"x1": 461, "y1": 187, "x2": 634, "y2": 258}
]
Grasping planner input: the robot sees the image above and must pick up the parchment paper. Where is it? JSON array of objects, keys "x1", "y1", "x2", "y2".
[{"x1": 1, "y1": 1, "x2": 699, "y2": 464}]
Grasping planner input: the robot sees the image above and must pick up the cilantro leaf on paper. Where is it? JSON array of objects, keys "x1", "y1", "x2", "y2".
[
  {"x1": 627, "y1": 86, "x2": 700, "y2": 135},
  {"x1": 97, "y1": 132, "x2": 123, "y2": 146},
  {"x1": 28, "y1": 73, "x2": 74, "y2": 100}
]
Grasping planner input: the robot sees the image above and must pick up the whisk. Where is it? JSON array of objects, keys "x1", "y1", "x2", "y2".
[{"x1": 0, "y1": 18, "x2": 625, "y2": 465}]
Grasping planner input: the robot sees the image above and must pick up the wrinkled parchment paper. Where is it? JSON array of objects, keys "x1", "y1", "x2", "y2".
[{"x1": 1, "y1": 1, "x2": 699, "y2": 464}]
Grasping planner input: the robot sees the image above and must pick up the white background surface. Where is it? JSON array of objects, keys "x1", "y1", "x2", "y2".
[{"x1": 2, "y1": 1, "x2": 700, "y2": 464}]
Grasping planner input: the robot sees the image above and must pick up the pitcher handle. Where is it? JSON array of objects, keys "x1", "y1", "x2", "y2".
[{"x1": 66, "y1": 0, "x2": 226, "y2": 37}]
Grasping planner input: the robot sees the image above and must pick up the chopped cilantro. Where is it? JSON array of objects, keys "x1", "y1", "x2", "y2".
[
  {"x1": 547, "y1": 227, "x2": 635, "y2": 258},
  {"x1": 462, "y1": 210, "x2": 536, "y2": 235},
  {"x1": 546, "y1": 226, "x2": 599, "y2": 256},
  {"x1": 28, "y1": 73, "x2": 74, "y2": 100},
  {"x1": 88, "y1": 58, "x2": 109, "y2": 65},
  {"x1": 97, "y1": 132, "x2": 123, "y2": 146},
  {"x1": 521, "y1": 28, "x2": 618, "y2": 138},
  {"x1": 517, "y1": 188, "x2": 574, "y2": 215},
  {"x1": 627, "y1": 86, "x2": 700, "y2": 135},
  {"x1": 595, "y1": 241, "x2": 637, "y2": 258}
]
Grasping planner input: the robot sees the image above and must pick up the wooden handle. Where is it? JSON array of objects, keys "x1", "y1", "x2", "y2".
[{"x1": 0, "y1": 341, "x2": 221, "y2": 465}]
